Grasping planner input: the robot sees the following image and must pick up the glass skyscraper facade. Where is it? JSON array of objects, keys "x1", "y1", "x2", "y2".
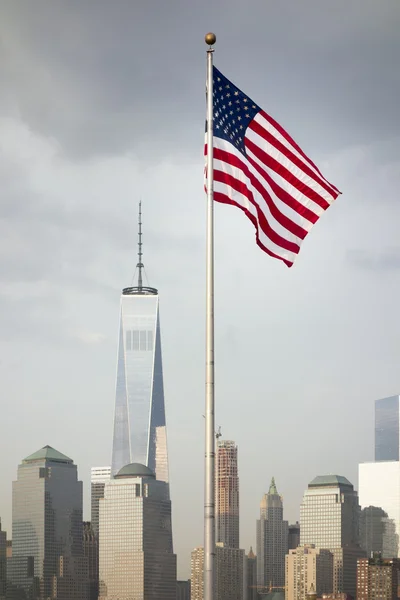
[
  {"x1": 300, "y1": 475, "x2": 360, "y2": 548},
  {"x1": 111, "y1": 285, "x2": 169, "y2": 490},
  {"x1": 98, "y1": 463, "x2": 176, "y2": 600},
  {"x1": 8, "y1": 445, "x2": 88, "y2": 600},
  {"x1": 359, "y1": 395, "x2": 400, "y2": 558},
  {"x1": 300, "y1": 475, "x2": 363, "y2": 598},
  {"x1": 375, "y1": 396, "x2": 400, "y2": 462}
]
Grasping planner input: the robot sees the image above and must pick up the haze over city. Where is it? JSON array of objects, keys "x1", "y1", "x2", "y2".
[{"x1": 0, "y1": 0, "x2": 399, "y2": 580}]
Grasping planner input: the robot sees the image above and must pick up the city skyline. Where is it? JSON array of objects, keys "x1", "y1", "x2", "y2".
[{"x1": 1, "y1": 0, "x2": 399, "y2": 581}]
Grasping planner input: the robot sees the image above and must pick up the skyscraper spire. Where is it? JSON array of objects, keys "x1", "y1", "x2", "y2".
[
  {"x1": 137, "y1": 201, "x2": 143, "y2": 290},
  {"x1": 269, "y1": 477, "x2": 278, "y2": 495}
]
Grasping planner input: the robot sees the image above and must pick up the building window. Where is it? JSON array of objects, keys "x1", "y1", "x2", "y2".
[{"x1": 126, "y1": 330, "x2": 154, "y2": 351}]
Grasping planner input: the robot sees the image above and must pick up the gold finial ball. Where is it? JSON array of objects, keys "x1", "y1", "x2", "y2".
[{"x1": 205, "y1": 32, "x2": 216, "y2": 46}]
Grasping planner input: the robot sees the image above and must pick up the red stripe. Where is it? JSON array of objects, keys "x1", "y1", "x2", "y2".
[
  {"x1": 249, "y1": 119, "x2": 340, "y2": 200},
  {"x1": 258, "y1": 110, "x2": 341, "y2": 195},
  {"x1": 213, "y1": 145, "x2": 309, "y2": 239},
  {"x1": 214, "y1": 169, "x2": 300, "y2": 254},
  {"x1": 214, "y1": 191, "x2": 294, "y2": 268},
  {"x1": 245, "y1": 137, "x2": 331, "y2": 211},
  {"x1": 244, "y1": 151, "x2": 320, "y2": 225}
]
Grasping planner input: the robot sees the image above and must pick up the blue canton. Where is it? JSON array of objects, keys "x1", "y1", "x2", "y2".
[{"x1": 212, "y1": 66, "x2": 260, "y2": 157}]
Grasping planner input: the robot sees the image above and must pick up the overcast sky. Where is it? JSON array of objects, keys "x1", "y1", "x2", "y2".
[{"x1": 0, "y1": 0, "x2": 399, "y2": 579}]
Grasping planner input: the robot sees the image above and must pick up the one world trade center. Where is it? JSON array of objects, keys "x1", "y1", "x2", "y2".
[{"x1": 111, "y1": 203, "x2": 169, "y2": 492}]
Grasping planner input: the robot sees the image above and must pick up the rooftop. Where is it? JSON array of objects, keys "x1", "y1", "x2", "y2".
[
  {"x1": 309, "y1": 475, "x2": 353, "y2": 488},
  {"x1": 23, "y1": 445, "x2": 73, "y2": 464},
  {"x1": 115, "y1": 463, "x2": 155, "y2": 479}
]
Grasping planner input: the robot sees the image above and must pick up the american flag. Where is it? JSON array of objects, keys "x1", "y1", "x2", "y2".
[{"x1": 205, "y1": 66, "x2": 341, "y2": 267}]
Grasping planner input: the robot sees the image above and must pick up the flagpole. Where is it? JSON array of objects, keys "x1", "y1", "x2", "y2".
[{"x1": 204, "y1": 31, "x2": 216, "y2": 600}]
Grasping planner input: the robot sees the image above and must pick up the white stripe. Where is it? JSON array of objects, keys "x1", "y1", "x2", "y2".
[
  {"x1": 245, "y1": 140, "x2": 326, "y2": 219},
  {"x1": 214, "y1": 138, "x2": 315, "y2": 232},
  {"x1": 214, "y1": 155, "x2": 304, "y2": 247},
  {"x1": 254, "y1": 112, "x2": 338, "y2": 195},
  {"x1": 213, "y1": 179, "x2": 298, "y2": 264},
  {"x1": 246, "y1": 125, "x2": 335, "y2": 208}
]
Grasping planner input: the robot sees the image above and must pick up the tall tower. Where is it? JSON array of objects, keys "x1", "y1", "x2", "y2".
[
  {"x1": 216, "y1": 439, "x2": 239, "y2": 548},
  {"x1": 8, "y1": 445, "x2": 88, "y2": 600},
  {"x1": 256, "y1": 477, "x2": 288, "y2": 591},
  {"x1": 111, "y1": 203, "x2": 169, "y2": 492}
]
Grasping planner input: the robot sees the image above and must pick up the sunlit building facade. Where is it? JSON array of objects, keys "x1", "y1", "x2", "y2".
[
  {"x1": 190, "y1": 544, "x2": 245, "y2": 600},
  {"x1": 285, "y1": 545, "x2": 333, "y2": 600},
  {"x1": 357, "y1": 556, "x2": 400, "y2": 600},
  {"x1": 7, "y1": 445, "x2": 88, "y2": 600},
  {"x1": 98, "y1": 463, "x2": 176, "y2": 600},
  {"x1": 216, "y1": 439, "x2": 239, "y2": 549}
]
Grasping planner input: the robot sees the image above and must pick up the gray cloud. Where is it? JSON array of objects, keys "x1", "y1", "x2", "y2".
[{"x1": 0, "y1": 0, "x2": 399, "y2": 579}]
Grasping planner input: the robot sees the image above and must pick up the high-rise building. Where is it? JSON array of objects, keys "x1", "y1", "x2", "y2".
[
  {"x1": 176, "y1": 580, "x2": 190, "y2": 600},
  {"x1": 216, "y1": 439, "x2": 239, "y2": 549},
  {"x1": 359, "y1": 396, "x2": 400, "y2": 559},
  {"x1": 360, "y1": 507, "x2": 398, "y2": 559},
  {"x1": 357, "y1": 555, "x2": 400, "y2": 600},
  {"x1": 247, "y1": 547, "x2": 257, "y2": 600},
  {"x1": 190, "y1": 544, "x2": 245, "y2": 600},
  {"x1": 99, "y1": 462, "x2": 176, "y2": 600},
  {"x1": 375, "y1": 395, "x2": 400, "y2": 462},
  {"x1": 89, "y1": 468, "x2": 110, "y2": 600},
  {"x1": 257, "y1": 477, "x2": 289, "y2": 592},
  {"x1": 0, "y1": 520, "x2": 6, "y2": 600},
  {"x1": 90, "y1": 467, "x2": 111, "y2": 537},
  {"x1": 111, "y1": 204, "x2": 169, "y2": 491},
  {"x1": 300, "y1": 475, "x2": 364, "y2": 598},
  {"x1": 285, "y1": 545, "x2": 333, "y2": 600},
  {"x1": 300, "y1": 476, "x2": 360, "y2": 549},
  {"x1": 83, "y1": 522, "x2": 98, "y2": 600},
  {"x1": 190, "y1": 547, "x2": 204, "y2": 600},
  {"x1": 289, "y1": 523, "x2": 301, "y2": 550},
  {"x1": 7, "y1": 445, "x2": 88, "y2": 600}
]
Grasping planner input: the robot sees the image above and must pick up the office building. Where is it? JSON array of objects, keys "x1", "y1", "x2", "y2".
[
  {"x1": 360, "y1": 506, "x2": 398, "y2": 559},
  {"x1": 190, "y1": 547, "x2": 204, "y2": 600},
  {"x1": 359, "y1": 396, "x2": 400, "y2": 559},
  {"x1": 7, "y1": 445, "x2": 88, "y2": 600},
  {"x1": 289, "y1": 523, "x2": 300, "y2": 550},
  {"x1": 216, "y1": 439, "x2": 239, "y2": 549},
  {"x1": 300, "y1": 475, "x2": 364, "y2": 598},
  {"x1": 257, "y1": 477, "x2": 289, "y2": 592},
  {"x1": 111, "y1": 204, "x2": 170, "y2": 492},
  {"x1": 0, "y1": 521, "x2": 6, "y2": 600},
  {"x1": 99, "y1": 463, "x2": 176, "y2": 600},
  {"x1": 83, "y1": 523, "x2": 98, "y2": 600},
  {"x1": 375, "y1": 395, "x2": 400, "y2": 462},
  {"x1": 285, "y1": 545, "x2": 333, "y2": 600},
  {"x1": 357, "y1": 555, "x2": 400, "y2": 600},
  {"x1": 90, "y1": 467, "x2": 111, "y2": 537},
  {"x1": 176, "y1": 579, "x2": 190, "y2": 600},
  {"x1": 190, "y1": 544, "x2": 246, "y2": 600},
  {"x1": 247, "y1": 547, "x2": 257, "y2": 600}
]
